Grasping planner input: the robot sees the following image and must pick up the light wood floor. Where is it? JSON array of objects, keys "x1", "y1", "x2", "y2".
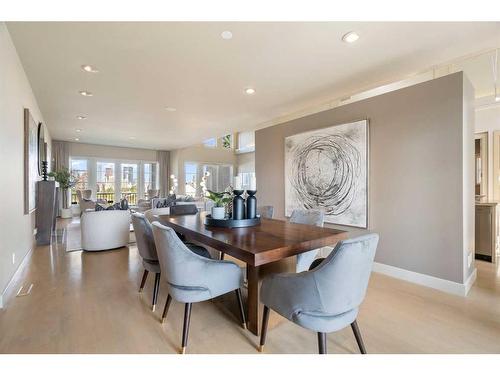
[{"x1": 1, "y1": 218, "x2": 500, "y2": 354}]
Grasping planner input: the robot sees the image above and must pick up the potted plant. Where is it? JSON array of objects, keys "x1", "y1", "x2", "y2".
[
  {"x1": 48, "y1": 168, "x2": 77, "y2": 219},
  {"x1": 206, "y1": 190, "x2": 232, "y2": 219}
]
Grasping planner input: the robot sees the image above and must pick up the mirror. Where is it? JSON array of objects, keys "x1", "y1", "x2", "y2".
[{"x1": 37, "y1": 122, "x2": 45, "y2": 176}]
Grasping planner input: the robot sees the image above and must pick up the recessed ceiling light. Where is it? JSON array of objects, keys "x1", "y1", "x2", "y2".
[
  {"x1": 76, "y1": 129, "x2": 82, "y2": 133},
  {"x1": 165, "y1": 107, "x2": 177, "y2": 112},
  {"x1": 79, "y1": 90, "x2": 93, "y2": 97},
  {"x1": 74, "y1": 138, "x2": 80, "y2": 141},
  {"x1": 129, "y1": 136, "x2": 136, "y2": 140},
  {"x1": 245, "y1": 88, "x2": 256, "y2": 95},
  {"x1": 76, "y1": 115, "x2": 86, "y2": 120},
  {"x1": 221, "y1": 31, "x2": 233, "y2": 40},
  {"x1": 496, "y1": 96, "x2": 500, "y2": 102},
  {"x1": 342, "y1": 31, "x2": 360, "y2": 43},
  {"x1": 81, "y1": 64, "x2": 99, "y2": 73}
]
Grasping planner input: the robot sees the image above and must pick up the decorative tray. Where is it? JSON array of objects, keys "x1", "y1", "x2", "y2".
[{"x1": 204, "y1": 215, "x2": 261, "y2": 228}]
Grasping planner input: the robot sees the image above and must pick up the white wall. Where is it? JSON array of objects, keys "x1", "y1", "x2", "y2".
[{"x1": 0, "y1": 23, "x2": 51, "y2": 307}]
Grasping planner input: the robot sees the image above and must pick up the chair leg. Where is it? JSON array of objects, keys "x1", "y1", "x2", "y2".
[
  {"x1": 181, "y1": 303, "x2": 192, "y2": 354},
  {"x1": 139, "y1": 270, "x2": 148, "y2": 292},
  {"x1": 161, "y1": 294, "x2": 172, "y2": 323},
  {"x1": 235, "y1": 289, "x2": 247, "y2": 329},
  {"x1": 351, "y1": 320, "x2": 367, "y2": 354},
  {"x1": 259, "y1": 305, "x2": 270, "y2": 352},
  {"x1": 318, "y1": 332, "x2": 327, "y2": 354},
  {"x1": 151, "y1": 273, "x2": 160, "y2": 312}
]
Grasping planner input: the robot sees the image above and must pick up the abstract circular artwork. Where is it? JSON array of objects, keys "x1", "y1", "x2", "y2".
[{"x1": 285, "y1": 120, "x2": 368, "y2": 228}]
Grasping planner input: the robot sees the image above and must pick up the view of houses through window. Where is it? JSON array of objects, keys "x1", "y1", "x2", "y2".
[{"x1": 70, "y1": 157, "x2": 158, "y2": 205}]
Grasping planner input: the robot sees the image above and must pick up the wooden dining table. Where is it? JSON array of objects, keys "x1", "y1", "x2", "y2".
[{"x1": 159, "y1": 212, "x2": 347, "y2": 336}]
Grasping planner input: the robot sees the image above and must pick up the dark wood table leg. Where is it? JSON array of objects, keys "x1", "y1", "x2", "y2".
[{"x1": 246, "y1": 264, "x2": 261, "y2": 336}]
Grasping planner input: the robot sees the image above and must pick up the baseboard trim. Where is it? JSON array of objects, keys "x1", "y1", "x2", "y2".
[
  {"x1": 372, "y1": 262, "x2": 476, "y2": 297},
  {"x1": 0, "y1": 246, "x2": 34, "y2": 309},
  {"x1": 464, "y1": 268, "x2": 477, "y2": 296}
]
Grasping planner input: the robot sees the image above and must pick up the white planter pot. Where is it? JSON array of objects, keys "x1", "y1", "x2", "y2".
[
  {"x1": 60, "y1": 208, "x2": 73, "y2": 219},
  {"x1": 211, "y1": 206, "x2": 225, "y2": 220}
]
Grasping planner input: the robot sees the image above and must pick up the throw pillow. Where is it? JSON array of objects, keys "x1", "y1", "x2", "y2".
[
  {"x1": 95, "y1": 203, "x2": 107, "y2": 211},
  {"x1": 155, "y1": 194, "x2": 176, "y2": 208}
]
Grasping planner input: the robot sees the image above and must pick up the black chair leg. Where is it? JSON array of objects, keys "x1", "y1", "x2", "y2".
[
  {"x1": 161, "y1": 294, "x2": 172, "y2": 324},
  {"x1": 139, "y1": 270, "x2": 148, "y2": 292},
  {"x1": 259, "y1": 305, "x2": 270, "y2": 352},
  {"x1": 318, "y1": 332, "x2": 327, "y2": 354},
  {"x1": 152, "y1": 273, "x2": 160, "y2": 312},
  {"x1": 351, "y1": 320, "x2": 367, "y2": 354},
  {"x1": 235, "y1": 289, "x2": 247, "y2": 329},
  {"x1": 181, "y1": 303, "x2": 192, "y2": 354}
]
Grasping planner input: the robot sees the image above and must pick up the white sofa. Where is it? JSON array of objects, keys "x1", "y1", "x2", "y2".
[{"x1": 81, "y1": 210, "x2": 131, "y2": 251}]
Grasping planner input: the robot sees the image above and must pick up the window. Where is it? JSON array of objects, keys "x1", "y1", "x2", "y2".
[
  {"x1": 143, "y1": 162, "x2": 158, "y2": 197},
  {"x1": 121, "y1": 163, "x2": 138, "y2": 204},
  {"x1": 203, "y1": 138, "x2": 217, "y2": 148},
  {"x1": 70, "y1": 159, "x2": 88, "y2": 203},
  {"x1": 70, "y1": 158, "x2": 159, "y2": 205},
  {"x1": 237, "y1": 131, "x2": 255, "y2": 153},
  {"x1": 202, "y1": 164, "x2": 233, "y2": 192},
  {"x1": 239, "y1": 172, "x2": 256, "y2": 190},
  {"x1": 96, "y1": 162, "x2": 115, "y2": 203},
  {"x1": 221, "y1": 134, "x2": 233, "y2": 149},
  {"x1": 184, "y1": 162, "x2": 197, "y2": 197}
]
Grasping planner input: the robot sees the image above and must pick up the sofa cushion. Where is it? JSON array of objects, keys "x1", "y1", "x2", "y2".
[
  {"x1": 95, "y1": 203, "x2": 109, "y2": 211},
  {"x1": 155, "y1": 194, "x2": 176, "y2": 208}
]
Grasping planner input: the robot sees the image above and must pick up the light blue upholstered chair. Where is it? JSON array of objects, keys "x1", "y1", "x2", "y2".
[
  {"x1": 132, "y1": 213, "x2": 162, "y2": 312},
  {"x1": 132, "y1": 213, "x2": 212, "y2": 312},
  {"x1": 257, "y1": 205, "x2": 274, "y2": 219},
  {"x1": 289, "y1": 208, "x2": 325, "y2": 272},
  {"x1": 151, "y1": 221, "x2": 246, "y2": 354},
  {"x1": 259, "y1": 233, "x2": 379, "y2": 354}
]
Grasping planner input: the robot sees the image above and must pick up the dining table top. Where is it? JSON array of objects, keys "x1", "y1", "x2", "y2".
[{"x1": 158, "y1": 212, "x2": 347, "y2": 266}]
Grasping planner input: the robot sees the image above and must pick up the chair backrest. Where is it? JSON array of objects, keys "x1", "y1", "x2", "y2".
[
  {"x1": 147, "y1": 189, "x2": 160, "y2": 199},
  {"x1": 131, "y1": 212, "x2": 158, "y2": 261},
  {"x1": 170, "y1": 204, "x2": 198, "y2": 216},
  {"x1": 76, "y1": 189, "x2": 92, "y2": 202},
  {"x1": 151, "y1": 221, "x2": 207, "y2": 287},
  {"x1": 257, "y1": 205, "x2": 274, "y2": 219},
  {"x1": 289, "y1": 208, "x2": 324, "y2": 227},
  {"x1": 144, "y1": 207, "x2": 171, "y2": 223},
  {"x1": 312, "y1": 233, "x2": 379, "y2": 315}
]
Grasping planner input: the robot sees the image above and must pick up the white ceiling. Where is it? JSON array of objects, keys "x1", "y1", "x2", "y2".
[{"x1": 7, "y1": 22, "x2": 500, "y2": 150}]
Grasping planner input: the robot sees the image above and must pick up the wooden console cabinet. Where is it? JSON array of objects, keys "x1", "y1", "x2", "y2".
[{"x1": 35, "y1": 180, "x2": 58, "y2": 245}]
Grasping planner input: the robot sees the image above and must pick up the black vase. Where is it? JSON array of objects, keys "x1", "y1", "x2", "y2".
[
  {"x1": 232, "y1": 190, "x2": 245, "y2": 220},
  {"x1": 246, "y1": 190, "x2": 257, "y2": 219}
]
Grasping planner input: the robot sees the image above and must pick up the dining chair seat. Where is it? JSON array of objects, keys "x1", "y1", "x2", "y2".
[
  {"x1": 185, "y1": 243, "x2": 212, "y2": 259},
  {"x1": 152, "y1": 221, "x2": 246, "y2": 353},
  {"x1": 142, "y1": 259, "x2": 161, "y2": 274}
]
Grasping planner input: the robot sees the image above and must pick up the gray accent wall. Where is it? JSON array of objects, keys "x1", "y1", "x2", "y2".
[{"x1": 255, "y1": 72, "x2": 474, "y2": 284}]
